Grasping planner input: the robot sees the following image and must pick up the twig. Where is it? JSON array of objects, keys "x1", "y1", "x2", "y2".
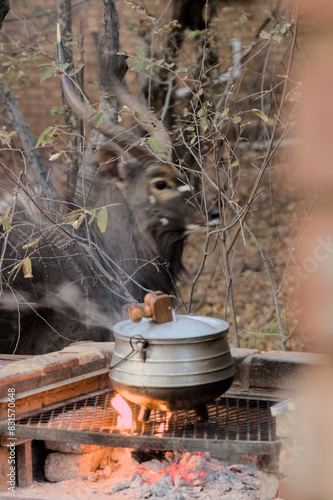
[
  {"x1": 187, "y1": 236, "x2": 210, "y2": 314},
  {"x1": 227, "y1": 7, "x2": 299, "y2": 254},
  {"x1": 245, "y1": 224, "x2": 286, "y2": 349},
  {"x1": 161, "y1": 76, "x2": 175, "y2": 122},
  {"x1": 221, "y1": 236, "x2": 240, "y2": 347},
  {"x1": 0, "y1": 170, "x2": 23, "y2": 299},
  {"x1": 284, "y1": 307, "x2": 304, "y2": 344},
  {"x1": 1, "y1": 166, "x2": 135, "y2": 302}
]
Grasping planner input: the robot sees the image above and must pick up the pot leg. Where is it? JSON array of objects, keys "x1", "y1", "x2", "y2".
[
  {"x1": 138, "y1": 407, "x2": 151, "y2": 422},
  {"x1": 195, "y1": 404, "x2": 209, "y2": 422}
]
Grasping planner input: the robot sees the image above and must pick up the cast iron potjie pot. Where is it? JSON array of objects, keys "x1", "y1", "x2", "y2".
[{"x1": 110, "y1": 315, "x2": 235, "y2": 421}]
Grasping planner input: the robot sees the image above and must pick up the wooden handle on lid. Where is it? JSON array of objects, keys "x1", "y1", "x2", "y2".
[
  {"x1": 128, "y1": 303, "x2": 152, "y2": 323},
  {"x1": 128, "y1": 291, "x2": 174, "y2": 323}
]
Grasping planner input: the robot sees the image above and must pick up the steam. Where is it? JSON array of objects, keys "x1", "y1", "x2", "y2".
[{"x1": 0, "y1": 282, "x2": 116, "y2": 332}]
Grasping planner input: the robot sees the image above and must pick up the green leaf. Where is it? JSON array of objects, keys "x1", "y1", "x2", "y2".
[
  {"x1": 0, "y1": 207, "x2": 12, "y2": 232},
  {"x1": 230, "y1": 160, "x2": 239, "y2": 168},
  {"x1": 130, "y1": 59, "x2": 145, "y2": 72},
  {"x1": 8, "y1": 261, "x2": 23, "y2": 281},
  {"x1": 201, "y1": 118, "x2": 209, "y2": 130},
  {"x1": 64, "y1": 40, "x2": 77, "y2": 48},
  {"x1": 94, "y1": 111, "x2": 104, "y2": 128},
  {"x1": 1, "y1": 217, "x2": 11, "y2": 231},
  {"x1": 2, "y1": 131, "x2": 17, "y2": 139},
  {"x1": 61, "y1": 152, "x2": 71, "y2": 164},
  {"x1": 221, "y1": 108, "x2": 229, "y2": 119},
  {"x1": 141, "y1": 60, "x2": 154, "y2": 71},
  {"x1": 147, "y1": 137, "x2": 163, "y2": 153},
  {"x1": 97, "y1": 207, "x2": 108, "y2": 233},
  {"x1": 40, "y1": 67, "x2": 58, "y2": 81},
  {"x1": 36, "y1": 126, "x2": 55, "y2": 147},
  {"x1": 58, "y1": 62, "x2": 70, "y2": 72},
  {"x1": 232, "y1": 116, "x2": 241, "y2": 124},
  {"x1": 197, "y1": 108, "x2": 204, "y2": 117},
  {"x1": 65, "y1": 209, "x2": 87, "y2": 229},
  {"x1": 251, "y1": 108, "x2": 269, "y2": 122},
  {"x1": 88, "y1": 104, "x2": 96, "y2": 115},
  {"x1": 2, "y1": 59, "x2": 15, "y2": 67},
  {"x1": 272, "y1": 34, "x2": 282, "y2": 44},
  {"x1": 22, "y1": 258, "x2": 33, "y2": 278},
  {"x1": 260, "y1": 30, "x2": 271, "y2": 40},
  {"x1": 280, "y1": 23, "x2": 291, "y2": 34},
  {"x1": 76, "y1": 61, "x2": 84, "y2": 71},
  {"x1": 22, "y1": 237, "x2": 41, "y2": 249},
  {"x1": 88, "y1": 209, "x2": 97, "y2": 225},
  {"x1": 135, "y1": 48, "x2": 146, "y2": 58}
]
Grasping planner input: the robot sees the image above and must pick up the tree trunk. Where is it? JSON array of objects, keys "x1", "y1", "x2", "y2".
[{"x1": 57, "y1": 0, "x2": 83, "y2": 200}]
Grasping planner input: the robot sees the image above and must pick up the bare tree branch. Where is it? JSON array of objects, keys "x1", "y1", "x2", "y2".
[
  {"x1": 0, "y1": 83, "x2": 57, "y2": 201},
  {"x1": 227, "y1": 6, "x2": 299, "y2": 254}
]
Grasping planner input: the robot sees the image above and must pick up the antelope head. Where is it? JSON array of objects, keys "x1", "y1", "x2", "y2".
[{"x1": 56, "y1": 26, "x2": 220, "y2": 262}]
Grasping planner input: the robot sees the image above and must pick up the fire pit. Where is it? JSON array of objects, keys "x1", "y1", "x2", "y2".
[{"x1": 1, "y1": 388, "x2": 279, "y2": 460}]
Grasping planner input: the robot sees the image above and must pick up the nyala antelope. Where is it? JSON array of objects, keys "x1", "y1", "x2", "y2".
[{"x1": 0, "y1": 25, "x2": 220, "y2": 355}]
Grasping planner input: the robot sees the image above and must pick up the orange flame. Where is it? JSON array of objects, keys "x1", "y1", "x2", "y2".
[
  {"x1": 111, "y1": 394, "x2": 133, "y2": 430},
  {"x1": 156, "y1": 411, "x2": 172, "y2": 436}
]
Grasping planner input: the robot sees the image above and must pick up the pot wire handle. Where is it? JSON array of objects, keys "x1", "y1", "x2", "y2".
[
  {"x1": 168, "y1": 294, "x2": 179, "y2": 312},
  {"x1": 110, "y1": 335, "x2": 146, "y2": 370}
]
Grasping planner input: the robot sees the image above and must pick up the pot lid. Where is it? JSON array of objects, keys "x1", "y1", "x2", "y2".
[{"x1": 113, "y1": 315, "x2": 229, "y2": 341}]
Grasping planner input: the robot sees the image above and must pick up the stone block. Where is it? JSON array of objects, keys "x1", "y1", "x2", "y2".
[
  {"x1": 44, "y1": 447, "x2": 114, "y2": 482},
  {"x1": 275, "y1": 412, "x2": 296, "y2": 439},
  {"x1": 260, "y1": 472, "x2": 279, "y2": 500},
  {"x1": 70, "y1": 342, "x2": 115, "y2": 364},
  {"x1": 44, "y1": 440, "x2": 102, "y2": 454},
  {"x1": 230, "y1": 348, "x2": 260, "y2": 390},
  {"x1": 0, "y1": 344, "x2": 111, "y2": 399},
  {"x1": 248, "y1": 351, "x2": 325, "y2": 392}
]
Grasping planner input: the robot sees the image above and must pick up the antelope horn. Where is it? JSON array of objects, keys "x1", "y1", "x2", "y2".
[{"x1": 56, "y1": 24, "x2": 172, "y2": 163}]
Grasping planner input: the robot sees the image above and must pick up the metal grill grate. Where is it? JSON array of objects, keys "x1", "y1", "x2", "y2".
[{"x1": 3, "y1": 389, "x2": 280, "y2": 459}]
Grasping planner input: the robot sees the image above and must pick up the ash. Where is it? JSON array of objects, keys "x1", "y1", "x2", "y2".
[{"x1": 12, "y1": 449, "x2": 261, "y2": 500}]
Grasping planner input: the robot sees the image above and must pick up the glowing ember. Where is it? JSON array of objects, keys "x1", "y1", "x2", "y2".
[
  {"x1": 111, "y1": 394, "x2": 133, "y2": 430},
  {"x1": 136, "y1": 462, "x2": 207, "y2": 485}
]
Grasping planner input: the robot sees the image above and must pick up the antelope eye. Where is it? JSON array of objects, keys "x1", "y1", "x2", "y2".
[{"x1": 153, "y1": 180, "x2": 169, "y2": 190}]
